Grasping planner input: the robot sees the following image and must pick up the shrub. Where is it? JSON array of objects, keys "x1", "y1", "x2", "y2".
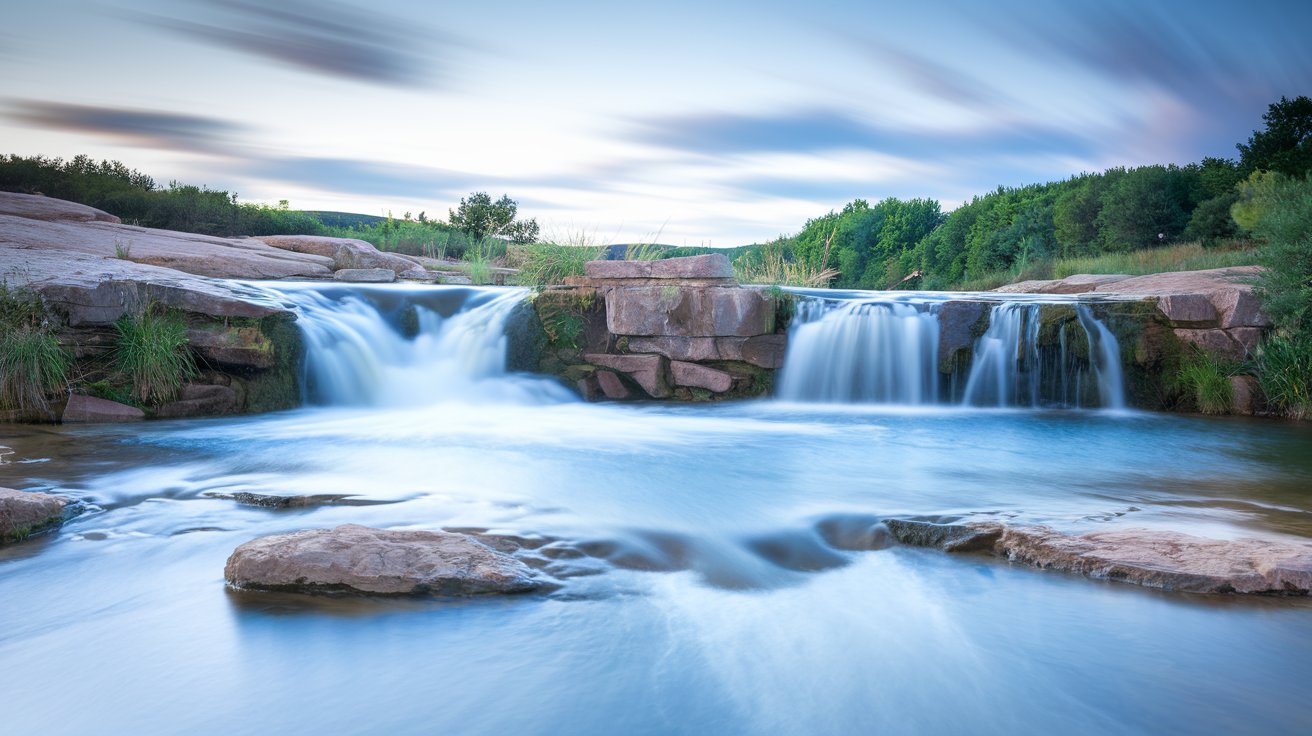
[
  {"x1": 1256, "y1": 334, "x2": 1312, "y2": 419},
  {"x1": 112, "y1": 309, "x2": 196, "y2": 405}
]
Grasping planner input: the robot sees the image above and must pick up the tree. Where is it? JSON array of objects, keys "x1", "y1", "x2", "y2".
[
  {"x1": 448, "y1": 192, "x2": 540, "y2": 244},
  {"x1": 1238, "y1": 96, "x2": 1312, "y2": 178}
]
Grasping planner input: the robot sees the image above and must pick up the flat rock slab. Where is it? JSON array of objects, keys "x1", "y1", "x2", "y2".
[
  {"x1": 1, "y1": 487, "x2": 69, "y2": 543},
  {"x1": 585, "y1": 253, "x2": 733, "y2": 280},
  {"x1": 625, "y1": 334, "x2": 786, "y2": 369},
  {"x1": 885, "y1": 518, "x2": 1312, "y2": 595},
  {"x1": 584, "y1": 353, "x2": 671, "y2": 398},
  {"x1": 670, "y1": 360, "x2": 733, "y2": 393},
  {"x1": 224, "y1": 524, "x2": 544, "y2": 596},
  {"x1": 0, "y1": 191, "x2": 121, "y2": 223},
  {"x1": 333, "y1": 267, "x2": 396, "y2": 283}
]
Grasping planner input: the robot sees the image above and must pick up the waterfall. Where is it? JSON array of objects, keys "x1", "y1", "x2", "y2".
[
  {"x1": 259, "y1": 283, "x2": 574, "y2": 407},
  {"x1": 778, "y1": 293, "x2": 1127, "y2": 409},
  {"x1": 776, "y1": 299, "x2": 940, "y2": 403}
]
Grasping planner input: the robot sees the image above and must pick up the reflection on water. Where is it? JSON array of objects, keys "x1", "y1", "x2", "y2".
[{"x1": 2, "y1": 401, "x2": 1311, "y2": 735}]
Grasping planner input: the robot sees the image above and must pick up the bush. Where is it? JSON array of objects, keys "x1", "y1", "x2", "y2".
[
  {"x1": 112, "y1": 309, "x2": 196, "y2": 405},
  {"x1": 1256, "y1": 334, "x2": 1312, "y2": 419}
]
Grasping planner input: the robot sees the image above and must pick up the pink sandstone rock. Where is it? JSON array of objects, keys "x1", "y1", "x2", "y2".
[
  {"x1": 606, "y1": 286, "x2": 775, "y2": 337},
  {"x1": 584, "y1": 254, "x2": 734, "y2": 280},
  {"x1": 595, "y1": 370, "x2": 631, "y2": 400},
  {"x1": 61, "y1": 394, "x2": 144, "y2": 423},
  {"x1": 670, "y1": 361, "x2": 733, "y2": 393},
  {"x1": 584, "y1": 354, "x2": 670, "y2": 398}
]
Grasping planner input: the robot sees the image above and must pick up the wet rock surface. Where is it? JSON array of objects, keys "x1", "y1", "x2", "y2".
[
  {"x1": 61, "y1": 394, "x2": 145, "y2": 423},
  {"x1": 0, "y1": 488, "x2": 68, "y2": 543},
  {"x1": 203, "y1": 492, "x2": 393, "y2": 508},
  {"x1": 224, "y1": 524, "x2": 547, "y2": 596},
  {"x1": 884, "y1": 518, "x2": 1312, "y2": 595}
]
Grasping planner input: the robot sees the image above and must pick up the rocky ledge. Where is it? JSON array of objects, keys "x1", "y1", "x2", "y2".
[
  {"x1": 0, "y1": 487, "x2": 69, "y2": 544},
  {"x1": 224, "y1": 524, "x2": 546, "y2": 596},
  {"x1": 885, "y1": 518, "x2": 1312, "y2": 595},
  {"x1": 520, "y1": 254, "x2": 787, "y2": 402}
]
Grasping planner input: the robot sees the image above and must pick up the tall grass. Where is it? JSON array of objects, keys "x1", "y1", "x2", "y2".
[
  {"x1": 733, "y1": 239, "x2": 839, "y2": 287},
  {"x1": 508, "y1": 230, "x2": 606, "y2": 286},
  {"x1": 113, "y1": 309, "x2": 196, "y2": 405},
  {"x1": 953, "y1": 241, "x2": 1259, "y2": 291},
  {"x1": 1174, "y1": 348, "x2": 1237, "y2": 414},
  {"x1": 1257, "y1": 334, "x2": 1312, "y2": 419},
  {"x1": 0, "y1": 284, "x2": 68, "y2": 413}
]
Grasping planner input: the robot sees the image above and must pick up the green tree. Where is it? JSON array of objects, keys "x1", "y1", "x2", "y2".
[
  {"x1": 448, "y1": 192, "x2": 540, "y2": 244},
  {"x1": 1095, "y1": 165, "x2": 1193, "y2": 251},
  {"x1": 1238, "y1": 96, "x2": 1312, "y2": 178}
]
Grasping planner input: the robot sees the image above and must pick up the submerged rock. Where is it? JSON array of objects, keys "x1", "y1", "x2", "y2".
[
  {"x1": 203, "y1": 491, "x2": 391, "y2": 508},
  {"x1": 0, "y1": 487, "x2": 68, "y2": 543},
  {"x1": 224, "y1": 524, "x2": 545, "y2": 596},
  {"x1": 61, "y1": 394, "x2": 145, "y2": 423}
]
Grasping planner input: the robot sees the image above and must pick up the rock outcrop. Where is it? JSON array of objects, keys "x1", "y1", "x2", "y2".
[
  {"x1": 885, "y1": 518, "x2": 1312, "y2": 595},
  {"x1": 61, "y1": 394, "x2": 145, "y2": 423},
  {"x1": 0, "y1": 487, "x2": 68, "y2": 543},
  {"x1": 528, "y1": 254, "x2": 786, "y2": 402},
  {"x1": 224, "y1": 524, "x2": 545, "y2": 596}
]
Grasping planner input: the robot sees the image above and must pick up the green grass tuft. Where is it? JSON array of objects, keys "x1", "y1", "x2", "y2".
[
  {"x1": 1256, "y1": 334, "x2": 1312, "y2": 419},
  {"x1": 113, "y1": 308, "x2": 196, "y2": 405},
  {"x1": 0, "y1": 328, "x2": 69, "y2": 412},
  {"x1": 1174, "y1": 348, "x2": 1237, "y2": 415}
]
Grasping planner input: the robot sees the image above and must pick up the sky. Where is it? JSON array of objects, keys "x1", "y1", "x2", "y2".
[{"x1": 2, "y1": 0, "x2": 1310, "y2": 246}]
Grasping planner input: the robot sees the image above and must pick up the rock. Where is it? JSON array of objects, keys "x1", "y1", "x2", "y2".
[
  {"x1": 585, "y1": 254, "x2": 734, "y2": 281},
  {"x1": 333, "y1": 268, "x2": 396, "y2": 283},
  {"x1": 0, "y1": 191, "x2": 121, "y2": 223},
  {"x1": 993, "y1": 274, "x2": 1131, "y2": 294},
  {"x1": 883, "y1": 518, "x2": 1003, "y2": 552},
  {"x1": 584, "y1": 353, "x2": 671, "y2": 398},
  {"x1": 187, "y1": 324, "x2": 275, "y2": 369},
  {"x1": 595, "y1": 370, "x2": 631, "y2": 399},
  {"x1": 1213, "y1": 289, "x2": 1272, "y2": 329},
  {"x1": 992, "y1": 526, "x2": 1312, "y2": 595},
  {"x1": 936, "y1": 301, "x2": 989, "y2": 371},
  {"x1": 670, "y1": 361, "x2": 733, "y2": 392},
  {"x1": 224, "y1": 524, "x2": 544, "y2": 596},
  {"x1": 606, "y1": 286, "x2": 775, "y2": 337},
  {"x1": 1230, "y1": 375, "x2": 1261, "y2": 415},
  {"x1": 625, "y1": 334, "x2": 787, "y2": 369},
  {"x1": 0, "y1": 487, "x2": 68, "y2": 543},
  {"x1": 204, "y1": 492, "x2": 387, "y2": 508},
  {"x1": 258, "y1": 235, "x2": 420, "y2": 276},
  {"x1": 1157, "y1": 294, "x2": 1219, "y2": 326},
  {"x1": 1173, "y1": 328, "x2": 1261, "y2": 361},
  {"x1": 61, "y1": 394, "x2": 144, "y2": 423},
  {"x1": 576, "y1": 374, "x2": 603, "y2": 401},
  {"x1": 155, "y1": 384, "x2": 239, "y2": 418}
]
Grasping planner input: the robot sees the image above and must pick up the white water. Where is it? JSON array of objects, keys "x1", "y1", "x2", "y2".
[
  {"x1": 779, "y1": 291, "x2": 1127, "y2": 409},
  {"x1": 262, "y1": 283, "x2": 575, "y2": 407}
]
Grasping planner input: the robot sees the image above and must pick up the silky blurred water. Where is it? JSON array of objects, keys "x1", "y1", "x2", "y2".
[{"x1": 1, "y1": 284, "x2": 1310, "y2": 735}]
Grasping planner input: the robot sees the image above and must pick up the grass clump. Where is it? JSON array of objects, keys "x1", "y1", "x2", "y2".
[
  {"x1": 112, "y1": 308, "x2": 196, "y2": 405},
  {"x1": 0, "y1": 285, "x2": 69, "y2": 413},
  {"x1": 509, "y1": 230, "x2": 606, "y2": 286},
  {"x1": 1256, "y1": 334, "x2": 1312, "y2": 419},
  {"x1": 1174, "y1": 348, "x2": 1237, "y2": 414},
  {"x1": 733, "y1": 238, "x2": 838, "y2": 287}
]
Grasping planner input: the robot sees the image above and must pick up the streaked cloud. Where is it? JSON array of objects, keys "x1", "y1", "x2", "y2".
[
  {"x1": 134, "y1": 0, "x2": 460, "y2": 87},
  {"x1": 6, "y1": 100, "x2": 246, "y2": 153},
  {"x1": 249, "y1": 157, "x2": 478, "y2": 198}
]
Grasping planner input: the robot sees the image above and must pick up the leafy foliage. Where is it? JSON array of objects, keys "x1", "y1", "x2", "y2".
[
  {"x1": 448, "y1": 192, "x2": 540, "y2": 244},
  {"x1": 1238, "y1": 95, "x2": 1312, "y2": 178}
]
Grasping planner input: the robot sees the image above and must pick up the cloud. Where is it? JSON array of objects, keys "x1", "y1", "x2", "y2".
[
  {"x1": 6, "y1": 100, "x2": 246, "y2": 152},
  {"x1": 135, "y1": 0, "x2": 460, "y2": 87},
  {"x1": 250, "y1": 156, "x2": 478, "y2": 198}
]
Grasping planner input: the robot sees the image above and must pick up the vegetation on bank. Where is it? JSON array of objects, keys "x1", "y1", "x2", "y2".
[
  {"x1": 0, "y1": 285, "x2": 69, "y2": 414},
  {"x1": 112, "y1": 308, "x2": 196, "y2": 405}
]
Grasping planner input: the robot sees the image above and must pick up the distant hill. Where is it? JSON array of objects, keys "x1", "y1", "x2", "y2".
[{"x1": 303, "y1": 211, "x2": 387, "y2": 229}]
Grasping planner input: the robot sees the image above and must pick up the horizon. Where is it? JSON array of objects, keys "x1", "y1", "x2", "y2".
[{"x1": 3, "y1": 0, "x2": 1310, "y2": 247}]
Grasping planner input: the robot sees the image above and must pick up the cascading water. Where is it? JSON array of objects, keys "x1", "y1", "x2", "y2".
[
  {"x1": 776, "y1": 298, "x2": 940, "y2": 403},
  {"x1": 777, "y1": 291, "x2": 1127, "y2": 409},
  {"x1": 257, "y1": 283, "x2": 574, "y2": 407}
]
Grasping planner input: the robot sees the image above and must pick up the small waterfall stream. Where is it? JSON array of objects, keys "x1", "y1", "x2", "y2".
[
  {"x1": 259, "y1": 283, "x2": 574, "y2": 406},
  {"x1": 778, "y1": 293, "x2": 1127, "y2": 409}
]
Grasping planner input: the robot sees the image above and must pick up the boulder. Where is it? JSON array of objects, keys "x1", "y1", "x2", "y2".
[
  {"x1": 155, "y1": 384, "x2": 239, "y2": 418},
  {"x1": 595, "y1": 370, "x2": 631, "y2": 400},
  {"x1": 625, "y1": 335, "x2": 786, "y2": 369},
  {"x1": 0, "y1": 191, "x2": 121, "y2": 223},
  {"x1": 204, "y1": 491, "x2": 387, "y2": 508},
  {"x1": 1173, "y1": 328, "x2": 1261, "y2": 361},
  {"x1": 584, "y1": 353, "x2": 671, "y2": 398},
  {"x1": 333, "y1": 268, "x2": 396, "y2": 283},
  {"x1": 606, "y1": 286, "x2": 775, "y2": 337},
  {"x1": 61, "y1": 394, "x2": 144, "y2": 423},
  {"x1": 882, "y1": 519, "x2": 1002, "y2": 552},
  {"x1": 187, "y1": 324, "x2": 276, "y2": 369},
  {"x1": 224, "y1": 524, "x2": 544, "y2": 596},
  {"x1": 670, "y1": 361, "x2": 733, "y2": 393},
  {"x1": 258, "y1": 235, "x2": 420, "y2": 276},
  {"x1": 0, "y1": 487, "x2": 68, "y2": 543},
  {"x1": 936, "y1": 300, "x2": 989, "y2": 371},
  {"x1": 1213, "y1": 288, "x2": 1272, "y2": 329},
  {"x1": 1157, "y1": 294, "x2": 1219, "y2": 327},
  {"x1": 585, "y1": 254, "x2": 734, "y2": 281}
]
